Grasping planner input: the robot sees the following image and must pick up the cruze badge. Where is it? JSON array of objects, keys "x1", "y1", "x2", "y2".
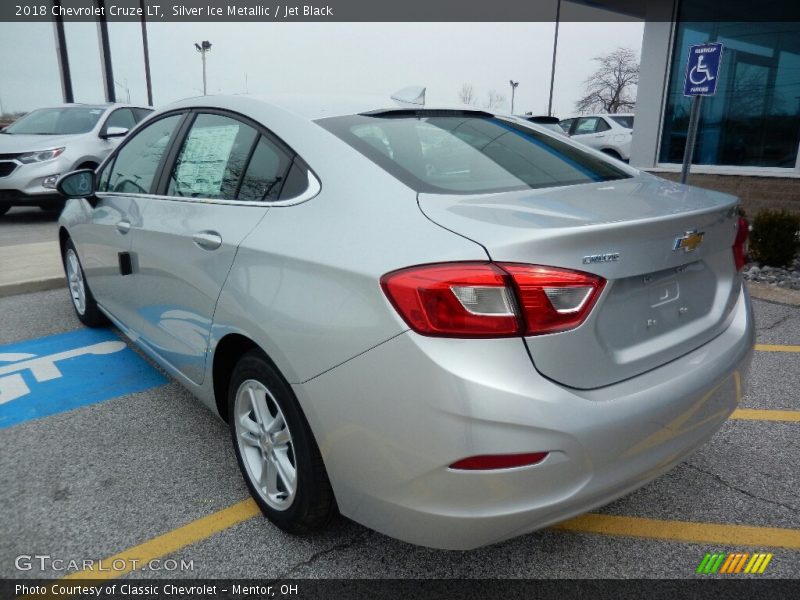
[
  {"x1": 673, "y1": 230, "x2": 705, "y2": 253},
  {"x1": 582, "y1": 252, "x2": 620, "y2": 265}
]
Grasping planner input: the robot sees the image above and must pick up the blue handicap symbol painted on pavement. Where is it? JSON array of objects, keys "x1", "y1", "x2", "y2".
[{"x1": 0, "y1": 328, "x2": 167, "y2": 429}]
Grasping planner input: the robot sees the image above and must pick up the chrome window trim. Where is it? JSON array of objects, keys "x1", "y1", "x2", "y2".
[{"x1": 95, "y1": 169, "x2": 321, "y2": 207}]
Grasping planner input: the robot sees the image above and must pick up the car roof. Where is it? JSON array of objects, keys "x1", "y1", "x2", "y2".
[{"x1": 163, "y1": 93, "x2": 501, "y2": 122}]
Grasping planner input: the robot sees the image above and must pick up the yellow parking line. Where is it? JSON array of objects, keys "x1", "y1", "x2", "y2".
[
  {"x1": 56, "y1": 498, "x2": 800, "y2": 587},
  {"x1": 62, "y1": 499, "x2": 260, "y2": 581},
  {"x1": 553, "y1": 513, "x2": 800, "y2": 549},
  {"x1": 731, "y1": 408, "x2": 800, "y2": 422},
  {"x1": 755, "y1": 344, "x2": 800, "y2": 353}
]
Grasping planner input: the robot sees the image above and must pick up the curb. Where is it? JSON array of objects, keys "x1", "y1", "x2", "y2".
[
  {"x1": 0, "y1": 275, "x2": 66, "y2": 299},
  {"x1": 746, "y1": 281, "x2": 800, "y2": 307}
]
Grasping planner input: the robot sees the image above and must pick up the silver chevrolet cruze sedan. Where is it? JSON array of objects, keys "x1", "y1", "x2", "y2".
[{"x1": 56, "y1": 94, "x2": 754, "y2": 550}]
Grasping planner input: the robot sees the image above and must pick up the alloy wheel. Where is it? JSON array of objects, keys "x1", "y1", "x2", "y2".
[{"x1": 233, "y1": 379, "x2": 297, "y2": 510}]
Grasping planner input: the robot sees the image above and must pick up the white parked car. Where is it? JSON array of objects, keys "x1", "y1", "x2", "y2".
[
  {"x1": 0, "y1": 103, "x2": 152, "y2": 216},
  {"x1": 560, "y1": 113, "x2": 634, "y2": 161}
]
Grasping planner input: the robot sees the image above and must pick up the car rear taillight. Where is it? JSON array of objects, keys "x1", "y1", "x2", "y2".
[
  {"x1": 380, "y1": 262, "x2": 605, "y2": 338},
  {"x1": 500, "y1": 264, "x2": 605, "y2": 335},
  {"x1": 733, "y1": 216, "x2": 749, "y2": 271}
]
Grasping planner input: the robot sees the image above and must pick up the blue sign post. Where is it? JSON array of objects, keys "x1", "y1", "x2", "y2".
[{"x1": 680, "y1": 43, "x2": 724, "y2": 183}]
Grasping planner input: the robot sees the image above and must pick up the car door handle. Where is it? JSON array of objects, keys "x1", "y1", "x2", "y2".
[
  {"x1": 116, "y1": 220, "x2": 131, "y2": 234},
  {"x1": 192, "y1": 231, "x2": 223, "y2": 250}
]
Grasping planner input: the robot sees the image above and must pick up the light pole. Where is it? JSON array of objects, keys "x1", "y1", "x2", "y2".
[
  {"x1": 548, "y1": 0, "x2": 561, "y2": 116},
  {"x1": 194, "y1": 40, "x2": 212, "y2": 95},
  {"x1": 509, "y1": 80, "x2": 519, "y2": 114}
]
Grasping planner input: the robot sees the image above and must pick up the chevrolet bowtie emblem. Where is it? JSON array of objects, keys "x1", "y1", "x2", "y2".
[{"x1": 673, "y1": 230, "x2": 705, "y2": 252}]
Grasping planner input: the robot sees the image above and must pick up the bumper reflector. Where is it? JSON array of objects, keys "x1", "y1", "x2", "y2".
[{"x1": 449, "y1": 452, "x2": 549, "y2": 470}]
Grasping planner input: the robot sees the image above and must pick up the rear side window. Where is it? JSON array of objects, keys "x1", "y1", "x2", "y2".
[
  {"x1": 167, "y1": 113, "x2": 259, "y2": 199},
  {"x1": 105, "y1": 108, "x2": 137, "y2": 131},
  {"x1": 573, "y1": 117, "x2": 603, "y2": 135},
  {"x1": 103, "y1": 114, "x2": 182, "y2": 194},
  {"x1": 318, "y1": 113, "x2": 629, "y2": 194},
  {"x1": 278, "y1": 161, "x2": 310, "y2": 200},
  {"x1": 609, "y1": 115, "x2": 634, "y2": 129},
  {"x1": 133, "y1": 108, "x2": 154, "y2": 122},
  {"x1": 238, "y1": 136, "x2": 293, "y2": 202}
]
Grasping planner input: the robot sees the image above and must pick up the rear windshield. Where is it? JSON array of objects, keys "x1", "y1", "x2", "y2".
[
  {"x1": 609, "y1": 115, "x2": 634, "y2": 129},
  {"x1": 317, "y1": 112, "x2": 630, "y2": 194}
]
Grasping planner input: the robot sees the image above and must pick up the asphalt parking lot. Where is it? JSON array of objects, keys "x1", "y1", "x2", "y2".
[{"x1": 0, "y1": 288, "x2": 798, "y2": 580}]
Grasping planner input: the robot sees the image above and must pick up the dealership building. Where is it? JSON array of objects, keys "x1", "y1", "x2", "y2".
[{"x1": 629, "y1": 0, "x2": 800, "y2": 214}]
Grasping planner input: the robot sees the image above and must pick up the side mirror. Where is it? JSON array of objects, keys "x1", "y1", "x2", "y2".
[
  {"x1": 56, "y1": 169, "x2": 97, "y2": 202},
  {"x1": 102, "y1": 126, "x2": 129, "y2": 139}
]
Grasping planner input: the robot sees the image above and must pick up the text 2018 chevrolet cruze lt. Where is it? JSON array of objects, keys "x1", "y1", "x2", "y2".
[{"x1": 55, "y1": 94, "x2": 753, "y2": 549}]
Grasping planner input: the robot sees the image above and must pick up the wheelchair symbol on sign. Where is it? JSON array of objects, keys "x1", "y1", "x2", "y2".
[
  {"x1": 0, "y1": 340, "x2": 127, "y2": 405},
  {"x1": 689, "y1": 55, "x2": 715, "y2": 85}
]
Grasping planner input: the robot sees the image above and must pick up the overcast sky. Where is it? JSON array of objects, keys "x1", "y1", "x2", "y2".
[{"x1": 0, "y1": 17, "x2": 643, "y2": 117}]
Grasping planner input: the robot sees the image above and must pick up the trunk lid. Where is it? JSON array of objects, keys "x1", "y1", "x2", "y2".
[{"x1": 418, "y1": 174, "x2": 742, "y2": 389}]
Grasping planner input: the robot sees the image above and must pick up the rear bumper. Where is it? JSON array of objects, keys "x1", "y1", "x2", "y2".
[{"x1": 295, "y1": 286, "x2": 754, "y2": 550}]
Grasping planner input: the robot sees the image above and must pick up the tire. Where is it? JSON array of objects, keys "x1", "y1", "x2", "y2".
[
  {"x1": 228, "y1": 350, "x2": 336, "y2": 533},
  {"x1": 0, "y1": 205, "x2": 9, "y2": 217},
  {"x1": 601, "y1": 149, "x2": 623, "y2": 161},
  {"x1": 62, "y1": 238, "x2": 108, "y2": 327}
]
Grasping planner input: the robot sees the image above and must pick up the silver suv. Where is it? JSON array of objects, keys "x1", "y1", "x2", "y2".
[{"x1": 0, "y1": 103, "x2": 152, "y2": 216}]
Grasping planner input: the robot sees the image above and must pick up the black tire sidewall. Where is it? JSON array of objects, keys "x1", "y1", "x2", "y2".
[{"x1": 227, "y1": 351, "x2": 324, "y2": 531}]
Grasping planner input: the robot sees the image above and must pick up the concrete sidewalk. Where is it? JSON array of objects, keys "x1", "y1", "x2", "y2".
[{"x1": 0, "y1": 241, "x2": 65, "y2": 298}]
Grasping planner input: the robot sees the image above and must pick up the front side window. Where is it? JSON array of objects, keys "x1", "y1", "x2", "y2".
[
  {"x1": 103, "y1": 114, "x2": 182, "y2": 194},
  {"x1": 4, "y1": 107, "x2": 105, "y2": 135},
  {"x1": 318, "y1": 113, "x2": 629, "y2": 194},
  {"x1": 167, "y1": 113, "x2": 259, "y2": 199}
]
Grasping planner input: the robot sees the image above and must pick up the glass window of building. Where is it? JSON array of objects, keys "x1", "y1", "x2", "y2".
[{"x1": 660, "y1": 11, "x2": 800, "y2": 169}]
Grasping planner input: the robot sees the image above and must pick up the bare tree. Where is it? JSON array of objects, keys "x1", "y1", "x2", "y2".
[
  {"x1": 458, "y1": 83, "x2": 476, "y2": 105},
  {"x1": 484, "y1": 90, "x2": 506, "y2": 111},
  {"x1": 575, "y1": 47, "x2": 639, "y2": 114}
]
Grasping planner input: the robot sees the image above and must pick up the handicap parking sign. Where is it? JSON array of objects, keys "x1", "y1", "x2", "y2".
[{"x1": 684, "y1": 42, "x2": 724, "y2": 96}]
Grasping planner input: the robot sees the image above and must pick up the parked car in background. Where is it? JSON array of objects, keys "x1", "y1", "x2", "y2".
[
  {"x1": 560, "y1": 113, "x2": 634, "y2": 161},
  {"x1": 519, "y1": 115, "x2": 568, "y2": 135},
  {"x1": 55, "y1": 94, "x2": 752, "y2": 550},
  {"x1": 0, "y1": 103, "x2": 152, "y2": 216}
]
